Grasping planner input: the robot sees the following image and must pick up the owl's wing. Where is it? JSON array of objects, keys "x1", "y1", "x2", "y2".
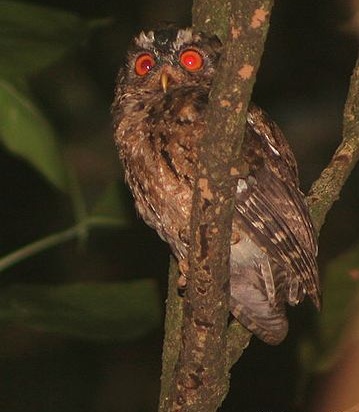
[
  {"x1": 234, "y1": 105, "x2": 320, "y2": 310},
  {"x1": 235, "y1": 169, "x2": 320, "y2": 308}
]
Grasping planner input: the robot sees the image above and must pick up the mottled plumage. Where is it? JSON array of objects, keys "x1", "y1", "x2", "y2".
[{"x1": 112, "y1": 26, "x2": 320, "y2": 345}]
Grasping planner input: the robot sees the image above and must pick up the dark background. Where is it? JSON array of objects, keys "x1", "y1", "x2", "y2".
[{"x1": 0, "y1": 1, "x2": 358, "y2": 411}]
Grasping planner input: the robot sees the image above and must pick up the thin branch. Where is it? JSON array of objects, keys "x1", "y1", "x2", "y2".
[
  {"x1": 161, "y1": 2, "x2": 273, "y2": 411},
  {"x1": 0, "y1": 216, "x2": 124, "y2": 273},
  {"x1": 307, "y1": 54, "x2": 359, "y2": 232}
]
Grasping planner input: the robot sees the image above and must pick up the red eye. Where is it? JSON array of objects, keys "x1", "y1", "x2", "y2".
[
  {"x1": 135, "y1": 53, "x2": 156, "y2": 76},
  {"x1": 179, "y1": 49, "x2": 204, "y2": 72}
]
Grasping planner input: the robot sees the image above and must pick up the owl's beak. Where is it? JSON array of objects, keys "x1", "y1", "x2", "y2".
[{"x1": 160, "y1": 71, "x2": 169, "y2": 93}]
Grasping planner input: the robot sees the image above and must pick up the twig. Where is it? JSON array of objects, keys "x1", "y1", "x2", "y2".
[
  {"x1": 0, "y1": 216, "x2": 123, "y2": 273},
  {"x1": 307, "y1": 54, "x2": 359, "y2": 232}
]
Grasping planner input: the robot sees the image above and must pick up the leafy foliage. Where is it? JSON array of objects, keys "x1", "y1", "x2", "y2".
[
  {"x1": 298, "y1": 241, "x2": 359, "y2": 375},
  {"x1": 0, "y1": 1, "x2": 127, "y2": 263},
  {"x1": 0, "y1": 1, "x2": 100, "y2": 191},
  {"x1": 0, "y1": 80, "x2": 68, "y2": 190},
  {"x1": 0, "y1": 0, "x2": 89, "y2": 79},
  {"x1": 317, "y1": 241, "x2": 359, "y2": 369},
  {"x1": 0, "y1": 2, "x2": 156, "y2": 344},
  {"x1": 0, "y1": 280, "x2": 161, "y2": 341}
]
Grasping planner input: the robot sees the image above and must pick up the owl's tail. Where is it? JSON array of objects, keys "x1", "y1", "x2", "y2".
[
  {"x1": 230, "y1": 241, "x2": 289, "y2": 345},
  {"x1": 230, "y1": 288, "x2": 288, "y2": 345}
]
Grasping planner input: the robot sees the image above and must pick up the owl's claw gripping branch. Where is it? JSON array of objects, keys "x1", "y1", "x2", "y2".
[{"x1": 177, "y1": 259, "x2": 189, "y2": 289}]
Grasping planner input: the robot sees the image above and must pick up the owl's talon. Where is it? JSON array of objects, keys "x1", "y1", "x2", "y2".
[
  {"x1": 231, "y1": 231, "x2": 241, "y2": 245},
  {"x1": 177, "y1": 273, "x2": 187, "y2": 290},
  {"x1": 177, "y1": 259, "x2": 189, "y2": 289}
]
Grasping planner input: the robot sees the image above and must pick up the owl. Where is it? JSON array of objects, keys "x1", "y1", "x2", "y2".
[{"x1": 112, "y1": 26, "x2": 321, "y2": 345}]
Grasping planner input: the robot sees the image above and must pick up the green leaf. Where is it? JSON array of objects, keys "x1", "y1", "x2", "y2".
[
  {"x1": 91, "y1": 181, "x2": 133, "y2": 225},
  {"x1": 0, "y1": 80, "x2": 67, "y2": 191},
  {"x1": 0, "y1": 280, "x2": 161, "y2": 342},
  {"x1": 314, "y1": 242, "x2": 359, "y2": 370},
  {"x1": 0, "y1": 0, "x2": 89, "y2": 77}
]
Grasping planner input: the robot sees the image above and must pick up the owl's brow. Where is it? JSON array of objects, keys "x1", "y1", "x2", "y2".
[
  {"x1": 135, "y1": 31, "x2": 155, "y2": 49},
  {"x1": 173, "y1": 28, "x2": 195, "y2": 50},
  {"x1": 135, "y1": 27, "x2": 199, "y2": 53}
]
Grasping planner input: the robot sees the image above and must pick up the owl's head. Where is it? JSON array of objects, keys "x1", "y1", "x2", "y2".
[{"x1": 121, "y1": 26, "x2": 222, "y2": 93}]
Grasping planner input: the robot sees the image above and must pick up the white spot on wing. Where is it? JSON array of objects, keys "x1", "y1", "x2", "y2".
[
  {"x1": 247, "y1": 113, "x2": 255, "y2": 126},
  {"x1": 252, "y1": 220, "x2": 265, "y2": 230},
  {"x1": 265, "y1": 137, "x2": 280, "y2": 156},
  {"x1": 236, "y1": 178, "x2": 248, "y2": 194},
  {"x1": 247, "y1": 112, "x2": 281, "y2": 157}
]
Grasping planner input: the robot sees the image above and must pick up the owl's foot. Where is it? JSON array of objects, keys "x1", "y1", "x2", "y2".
[
  {"x1": 177, "y1": 258, "x2": 189, "y2": 289},
  {"x1": 231, "y1": 231, "x2": 241, "y2": 245}
]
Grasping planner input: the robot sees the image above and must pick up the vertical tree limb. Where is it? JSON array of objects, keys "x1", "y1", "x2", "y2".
[
  {"x1": 158, "y1": 7, "x2": 359, "y2": 412},
  {"x1": 159, "y1": 257, "x2": 183, "y2": 411},
  {"x1": 159, "y1": 2, "x2": 274, "y2": 411}
]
